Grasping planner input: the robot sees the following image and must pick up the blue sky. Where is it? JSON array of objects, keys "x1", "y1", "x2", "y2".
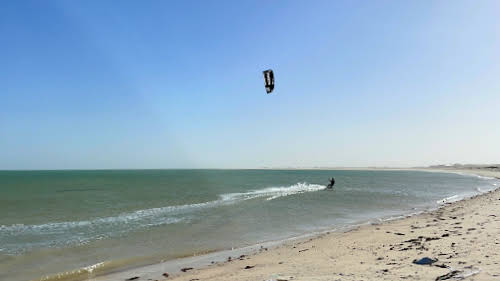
[{"x1": 1, "y1": 0, "x2": 499, "y2": 169}]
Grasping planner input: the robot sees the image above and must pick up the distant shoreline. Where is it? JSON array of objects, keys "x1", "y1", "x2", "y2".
[{"x1": 2, "y1": 164, "x2": 499, "y2": 175}]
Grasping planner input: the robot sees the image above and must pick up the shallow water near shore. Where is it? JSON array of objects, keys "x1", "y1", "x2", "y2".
[{"x1": 0, "y1": 169, "x2": 498, "y2": 281}]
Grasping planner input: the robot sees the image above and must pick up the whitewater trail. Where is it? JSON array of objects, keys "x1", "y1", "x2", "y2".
[{"x1": 0, "y1": 183, "x2": 325, "y2": 254}]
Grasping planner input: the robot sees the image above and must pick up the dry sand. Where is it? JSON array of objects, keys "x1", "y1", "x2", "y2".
[{"x1": 140, "y1": 168, "x2": 499, "y2": 281}]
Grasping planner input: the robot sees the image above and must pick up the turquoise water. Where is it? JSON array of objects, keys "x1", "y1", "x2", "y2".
[{"x1": 0, "y1": 170, "x2": 498, "y2": 281}]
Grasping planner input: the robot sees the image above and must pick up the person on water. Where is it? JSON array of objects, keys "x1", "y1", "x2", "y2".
[{"x1": 327, "y1": 177, "x2": 335, "y2": 189}]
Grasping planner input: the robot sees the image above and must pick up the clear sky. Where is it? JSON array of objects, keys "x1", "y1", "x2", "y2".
[{"x1": 1, "y1": 0, "x2": 499, "y2": 169}]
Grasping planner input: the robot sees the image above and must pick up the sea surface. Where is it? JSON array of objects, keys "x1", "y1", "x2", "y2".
[{"x1": 0, "y1": 169, "x2": 498, "y2": 281}]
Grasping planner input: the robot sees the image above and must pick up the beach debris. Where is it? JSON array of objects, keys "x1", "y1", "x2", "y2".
[
  {"x1": 413, "y1": 257, "x2": 437, "y2": 265},
  {"x1": 180, "y1": 267, "x2": 193, "y2": 272},
  {"x1": 126, "y1": 277, "x2": 140, "y2": 281},
  {"x1": 244, "y1": 265, "x2": 255, "y2": 269},
  {"x1": 441, "y1": 233, "x2": 449, "y2": 237},
  {"x1": 396, "y1": 236, "x2": 440, "y2": 252},
  {"x1": 404, "y1": 238, "x2": 421, "y2": 244},
  {"x1": 459, "y1": 268, "x2": 481, "y2": 278},
  {"x1": 266, "y1": 274, "x2": 293, "y2": 281},
  {"x1": 394, "y1": 232, "x2": 406, "y2": 235},
  {"x1": 298, "y1": 248, "x2": 309, "y2": 253},
  {"x1": 424, "y1": 237, "x2": 441, "y2": 241},
  {"x1": 162, "y1": 272, "x2": 169, "y2": 277},
  {"x1": 435, "y1": 270, "x2": 461, "y2": 280}
]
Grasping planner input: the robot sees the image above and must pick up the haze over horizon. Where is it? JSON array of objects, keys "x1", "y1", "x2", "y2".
[{"x1": 1, "y1": 0, "x2": 499, "y2": 170}]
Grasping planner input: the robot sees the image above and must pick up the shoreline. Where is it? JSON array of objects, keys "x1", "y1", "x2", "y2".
[
  {"x1": 81, "y1": 168, "x2": 500, "y2": 281},
  {"x1": 90, "y1": 209, "x2": 431, "y2": 281}
]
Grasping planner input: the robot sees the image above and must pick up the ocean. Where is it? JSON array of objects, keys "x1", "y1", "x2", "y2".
[{"x1": 0, "y1": 169, "x2": 498, "y2": 281}]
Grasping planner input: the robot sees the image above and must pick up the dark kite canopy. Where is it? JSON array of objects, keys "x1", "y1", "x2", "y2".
[{"x1": 262, "y1": 69, "x2": 274, "y2": 94}]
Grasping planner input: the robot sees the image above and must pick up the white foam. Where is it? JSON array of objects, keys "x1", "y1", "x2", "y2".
[
  {"x1": 1, "y1": 182, "x2": 325, "y2": 254},
  {"x1": 2, "y1": 183, "x2": 324, "y2": 234},
  {"x1": 82, "y1": 262, "x2": 105, "y2": 273},
  {"x1": 0, "y1": 213, "x2": 186, "y2": 234},
  {"x1": 452, "y1": 171, "x2": 496, "y2": 180},
  {"x1": 436, "y1": 182, "x2": 499, "y2": 205},
  {"x1": 437, "y1": 195, "x2": 461, "y2": 204},
  {"x1": 220, "y1": 182, "x2": 325, "y2": 202}
]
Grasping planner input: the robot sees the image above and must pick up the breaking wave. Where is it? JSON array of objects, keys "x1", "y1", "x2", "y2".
[
  {"x1": 0, "y1": 182, "x2": 324, "y2": 254},
  {"x1": 220, "y1": 182, "x2": 325, "y2": 201},
  {"x1": 436, "y1": 181, "x2": 498, "y2": 205},
  {"x1": 437, "y1": 194, "x2": 461, "y2": 204}
]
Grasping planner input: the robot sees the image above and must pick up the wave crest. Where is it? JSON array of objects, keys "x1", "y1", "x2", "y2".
[
  {"x1": 220, "y1": 182, "x2": 325, "y2": 201},
  {"x1": 1, "y1": 182, "x2": 323, "y2": 254}
]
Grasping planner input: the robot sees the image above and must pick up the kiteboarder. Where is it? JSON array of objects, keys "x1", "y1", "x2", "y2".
[{"x1": 326, "y1": 178, "x2": 335, "y2": 189}]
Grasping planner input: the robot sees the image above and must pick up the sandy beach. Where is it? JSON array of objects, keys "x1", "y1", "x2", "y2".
[
  {"x1": 121, "y1": 167, "x2": 500, "y2": 281},
  {"x1": 5, "y1": 1, "x2": 500, "y2": 280}
]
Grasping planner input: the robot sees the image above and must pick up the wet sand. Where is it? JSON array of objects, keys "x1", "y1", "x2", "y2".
[{"x1": 109, "y1": 168, "x2": 500, "y2": 281}]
